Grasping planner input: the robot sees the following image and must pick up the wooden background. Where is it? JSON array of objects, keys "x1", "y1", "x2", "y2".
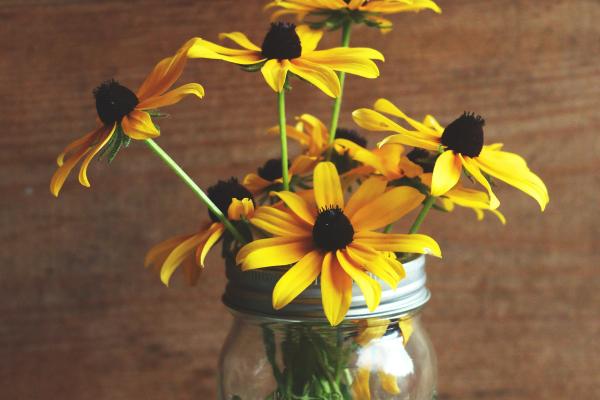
[{"x1": 1, "y1": 0, "x2": 599, "y2": 399}]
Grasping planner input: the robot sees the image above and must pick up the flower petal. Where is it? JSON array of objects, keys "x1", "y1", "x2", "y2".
[
  {"x1": 347, "y1": 243, "x2": 403, "y2": 288},
  {"x1": 337, "y1": 250, "x2": 381, "y2": 312},
  {"x1": 228, "y1": 198, "x2": 255, "y2": 221},
  {"x1": 78, "y1": 124, "x2": 117, "y2": 187},
  {"x1": 350, "y1": 186, "x2": 425, "y2": 231},
  {"x1": 237, "y1": 237, "x2": 313, "y2": 270},
  {"x1": 145, "y1": 234, "x2": 190, "y2": 268},
  {"x1": 296, "y1": 25, "x2": 323, "y2": 53},
  {"x1": 196, "y1": 223, "x2": 225, "y2": 266},
  {"x1": 320, "y1": 251, "x2": 352, "y2": 326},
  {"x1": 136, "y1": 83, "x2": 204, "y2": 110},
  {"x1": 121, "y1": 110, "x2": 159, "y2": 140},
  {"x1": 250, "y1": 206, "x2": 312, "y2": 237},
  {"x1": 344, "y1": 176, "x2": 387, "y2": 218},
  {"x1": 459, "y1": 154, "x2": 500, "y2": 209},
  {"x1": 333, "y1": 139, "x2": 386, "y2": 173},
  {"x1": 269, "y1": 191, "x2": 316, "y2": 224},
  {"x1": 354, "y1": 231, "x2": 442, "y2": 258},
  {"x1": 474, "y1": 147, "x2": 549, "y2": 211},
  {"x1": 218, "y1": 32, "x2": 261, "y2": 51},
  {"x1": 302, "y1": 48, "x2": 382, "y2": 78},
  {"x1": 378, "y1": 371, "x2": 401, "y2": 395},
  {"x1": 313, "y1": 161, "x2": 344, "y2": 209},
  {"x1": 187, "y1": 38, "x2": 264, "y2": 64},
  {"x1": 272, "y1": 250, "x2": 323, "y2": 310},
  {"x1": 288, "y1": 58, "x2": 340, "y2": 98},
  {"x1": 373, "y1": 98, "x2": 440, "y2": 138},
  {"x1": 261, "y1": 59, "x2": 290, "y2": 92},
  {"x1": 431, "y1": 150, "x2": 462, "y2": 196},
  {"x1": 56, "y1": 125, "x2": 104, "y2": 166},
  {"x1": 160, "y1": 233, "x2": 205, "y2": 286}
]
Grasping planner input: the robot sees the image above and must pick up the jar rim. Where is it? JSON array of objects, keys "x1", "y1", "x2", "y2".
[{"x1": 223, "y1": 254, "x2": 430, "y2": 322}]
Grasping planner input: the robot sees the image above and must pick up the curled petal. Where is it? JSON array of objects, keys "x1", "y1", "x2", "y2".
[
  {"x1": 137, "y1": 83, "x2": 204, "y2": 110},
  {"x1": 431, "y1": 150, "x2": 462, "y2": 196},
  {"x1": 121, "y1": 110, "x2": 159, "y2": 140}
]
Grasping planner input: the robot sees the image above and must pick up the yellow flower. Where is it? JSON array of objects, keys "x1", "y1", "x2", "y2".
[
  {"x1": 420, "y1": 173, "x2": 506, "y2": 224},
  {"x1": 242, "y1": 155, "x2": 315, "y2": 195},
  {"x1": 236, "y1": 161, "x2": 441, "y2": 326},
  {"x1": 353, "y1": 317, "x2": 414, "y2": 399},
  {"x1": 266, "y1": 0, "x2": 441, "y2": 32},
  {"x1": 353, "y1": 99, "x2": 549, "y2": 210},
  {"x1": 145, "y1": 179, "x2": 254, "y2": 286},
  {"x1": 187, "y1": 22, "x2": 383, "y2": 97},
  {"x1": 50, "y1": 40, "x2": 204, "y2": 197}
]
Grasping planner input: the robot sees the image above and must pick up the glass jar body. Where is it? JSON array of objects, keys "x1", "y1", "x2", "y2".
[{"x1": 218, "y1": 311, "x2": 437, "y2": 400}]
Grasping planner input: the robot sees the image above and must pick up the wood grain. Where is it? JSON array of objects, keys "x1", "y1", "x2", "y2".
[{"x1": 1, "y1": 0, "x2": 599, "y2": 399}]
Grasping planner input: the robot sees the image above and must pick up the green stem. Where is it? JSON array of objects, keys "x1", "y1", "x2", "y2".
[
  {"x1": 277, "y1": 90, "x2": 290, "y2": 191},
  {"x1": 326, "y1": 20, "x2": 352, "y2": 160},
  {"x1": 144, "y1": 138, "x2": 246, "y2": 244},
  {"x1": 409, "y1": 195, "x2": 436, "y2": 234}
]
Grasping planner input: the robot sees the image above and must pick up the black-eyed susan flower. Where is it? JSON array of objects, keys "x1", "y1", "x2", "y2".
[
  {"x1": 187, "y1": 22, "x2": 384, "y2": 97},
  {"x1": 353, "y1": 317, "x2": 415, "y2": 399},
  {"x1": 50, "y1": 40, "x2": 204, "y2": 197},
  {"x1": 266, "y1": 0, "x2": 441, "y2": 32},
  {"x1": 353, "y1": 99, "x2": 549, "y2": 210},
  {"x1": 236, "y1": 161, "x2": 441, "y2": 326},
  {"x1": 145, "y1": 178, "x2": 254, "y2": 286}
]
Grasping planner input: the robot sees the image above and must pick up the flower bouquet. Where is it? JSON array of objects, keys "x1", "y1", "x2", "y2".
[{"x1": 51, "y1": 1, "x2": 548, "y2": 399}]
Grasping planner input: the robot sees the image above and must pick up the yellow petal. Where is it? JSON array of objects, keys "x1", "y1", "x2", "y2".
[
  {"x1": 56, "y1": 126, "x2": 104, "y2": 166},
  {"x1": 121, "y1": 110, "x2": 159, "y2": 140},
  {"x1": 237, "y1": 237, "x2": 313, "y2": 270},
  {"x1": 144, "y1": 234, "x2": 190, "y2": 268},
  {"x1": 350, "y1": 186, "x2": 425, "y2": 231},
  {"x1": 261, "y1": 59, "x2": 290, "y2": 92},
  {"x1": 474, "y1": 147, "x2": 549, "y2": 211},
  {"x1": 269, "y1": 191, "x2": 316, "y2": 224},
  {"x1": 218, "y1": 32, "x2": 261, "y2": 51},
  {"x1": 50, "y1": 142, "x2": 93, "y2": 197},
  {"x1": 250, "y1": 206, "x2": 312, "y2": 237},
  {"x1": 355, "y1": 318, "x2": 389, "y2": 346},
  {"x1": 228, "y1": 198, "x2": 255, "y2": 220},
  {"x1": 431, "y1": 150, "x2": 462, "y2": 196},
  {"x1": 137, "y1": 83, "x2": 204, "y2": 110},
  {"x1": 296, "y1": 24, "x2": 323, "y2": 53},
  {"x1": 160, "y1": 233, "x2": 204, "y2": 286},
  {"x1": 399, "y1": 318, "x2": 414, "y2": 345},
  {"x1": 288, "y1": 58, "x2": 340, "y2": 98},
  {"x1": 289, "y1": 154, "x2": 318, "y2": 175},
  {"x1": 78, "y1": 124, "x2": 117, "y2": 188},
  {"x1": 459, "y1": 154, "x2": 500, "y2": 209},
  {"x1": 320, "y1": 252, "x2": 352, "y2": 326},
  {"x1": 197, "y1": 223, "x2": 225, "y2": 266},
  {"x1": 378, "y1": 371, "x2": 401, "y2": 395},
  {"x1": 352, "y1": 368, "x2": 372, "y2": 400},
  {"x1": 302, "y1": 49, "x2": 382, "y2": 78},
  {"x1": 272, "y1": 250, "x2": 323, "y2": 309},
  {"x1": 333, "y1": 139, "x2": 386, "y2": 173},
  {"x1": 187, "y1": 37, "x2": 264, "y2": 64},
  {"x1": 346, "y1": 244, "x2": 403, "y2": 288},
  {"x1": 344, "y1": 176, "x2": 387, "y2": 218},
  {"x1": 354, "y1": 231, "x2": 442, "y2": 258},
  {"x1": 373, "y1": 98, "x2": 440, "y2": 138},
  {"x1": 313, "y1": 161, "x2": 344, "y2": 209},
  {"x1": 337, "y1": 250, "x2": 381, "y2": 312}
]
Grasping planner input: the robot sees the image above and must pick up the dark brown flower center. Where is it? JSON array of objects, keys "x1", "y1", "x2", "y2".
[
  {"x1": 336, "y1": 128, "x2": 368, "y2": 148},
  {"x1": 312, "y1": 206, "x2": 354, "y2": 251},
  {"x1": 94, "y1": 79, "x2": 138, "y2": 125},
  {"x1": 407, "y1": 148, "x2": 436, "y2": 173},
  {"x1": 261, "y1": 22, "x2": 302, "y2": 60},
  {"x1": 440, "y1": 112, "x2": 485, "y2": 157},
  {"x1": 206, "y1": 178, "x2": 254, "y2": 222},
  {"x1": 257, "y1": 158, "x2": 289, "y2": 181}
]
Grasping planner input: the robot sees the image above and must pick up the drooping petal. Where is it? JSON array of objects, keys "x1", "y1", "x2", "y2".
[
  {"x1": 354, "y1": 231, "x2": 442, "y2": 258},
  {"x1": 459, "y1": 154, "x2": 500, "y2": 209},
  {"x1": 373, "y1": 98, "x2": 440, "y2": 138},
  {"x1": 136, "y1": 83, "x2": 204, "y2": 110},
  {"x1": 78, "y1": 124, "x2": 117, "y2": 187},
  {"x1": 121, "y1": 110, "x2": 160, "y2": 140},
  {"x1": 187, "y1": 38, "x2": 265, "y2": 65},
  {"x1": 333, "y1": 139, "x2": 386, "y2": 174},
  {"x1": 350, "y1": 186, "x2": 425, "y2": 231},
  {"x1": 250, "y1": 206, "x2": 312, "y2": 237},
  {"x1": 302, "y1": 48, "x2": 382, "y2": 78},
  {"x1": 344, "y1": 176, "x2": 387, "y2": 218},
  {"x1": 474, "y1": 147, "x2": 549, "y2": 211},
  {"x1": 237, "y1": 237, "x2": 314, "y2": 270},
  {"x1": 346, "y1": 243, "x2": 403, "y2": 289},
  {"x1": 272, "y1": 250, "x2": 324, "y2": 309},
  {"x1": 313, "y1": 161, "x2": 344, "y2": 209},
  {"x1": 320, "y1": 252, "x2": 353, "y2": 326},
  {"x1": 296, "y1": 25, "x2": 323, "y2": 53},
  {"x1": 431, "y1": 150, "x2": 462, "y2": 196},
  {"x1": 261, "y1": 59, "x2": 290, "y2": 92},
  {"x1": 196, "y1": 223, "x2": 225, "y2": 266},
  {"x1": 144, "y1": 234, "x2": 191, "y2": 269},
  {"x1": 56, "y1": 125, "x2": 104, "y2": 166},
  {"x1": 288, "y1": 58, "x2": 340, "y2": 98},
  {"x1": 269, "y1": 191, "x2": 317, "y2": 224},
  {"x1": 160, "y1": 233, "x2": 205, "y2": 286},
  {"x1": 218, "y1": 32, "x2": 261, "y2": 51},
  {"x1": 337, "y1": 250, "x2": 381, "y2": 312}
]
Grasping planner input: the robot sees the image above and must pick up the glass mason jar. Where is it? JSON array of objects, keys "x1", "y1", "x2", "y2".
[{"x1": 219, "y1": 255, "x2": 437, "y2": 400}]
